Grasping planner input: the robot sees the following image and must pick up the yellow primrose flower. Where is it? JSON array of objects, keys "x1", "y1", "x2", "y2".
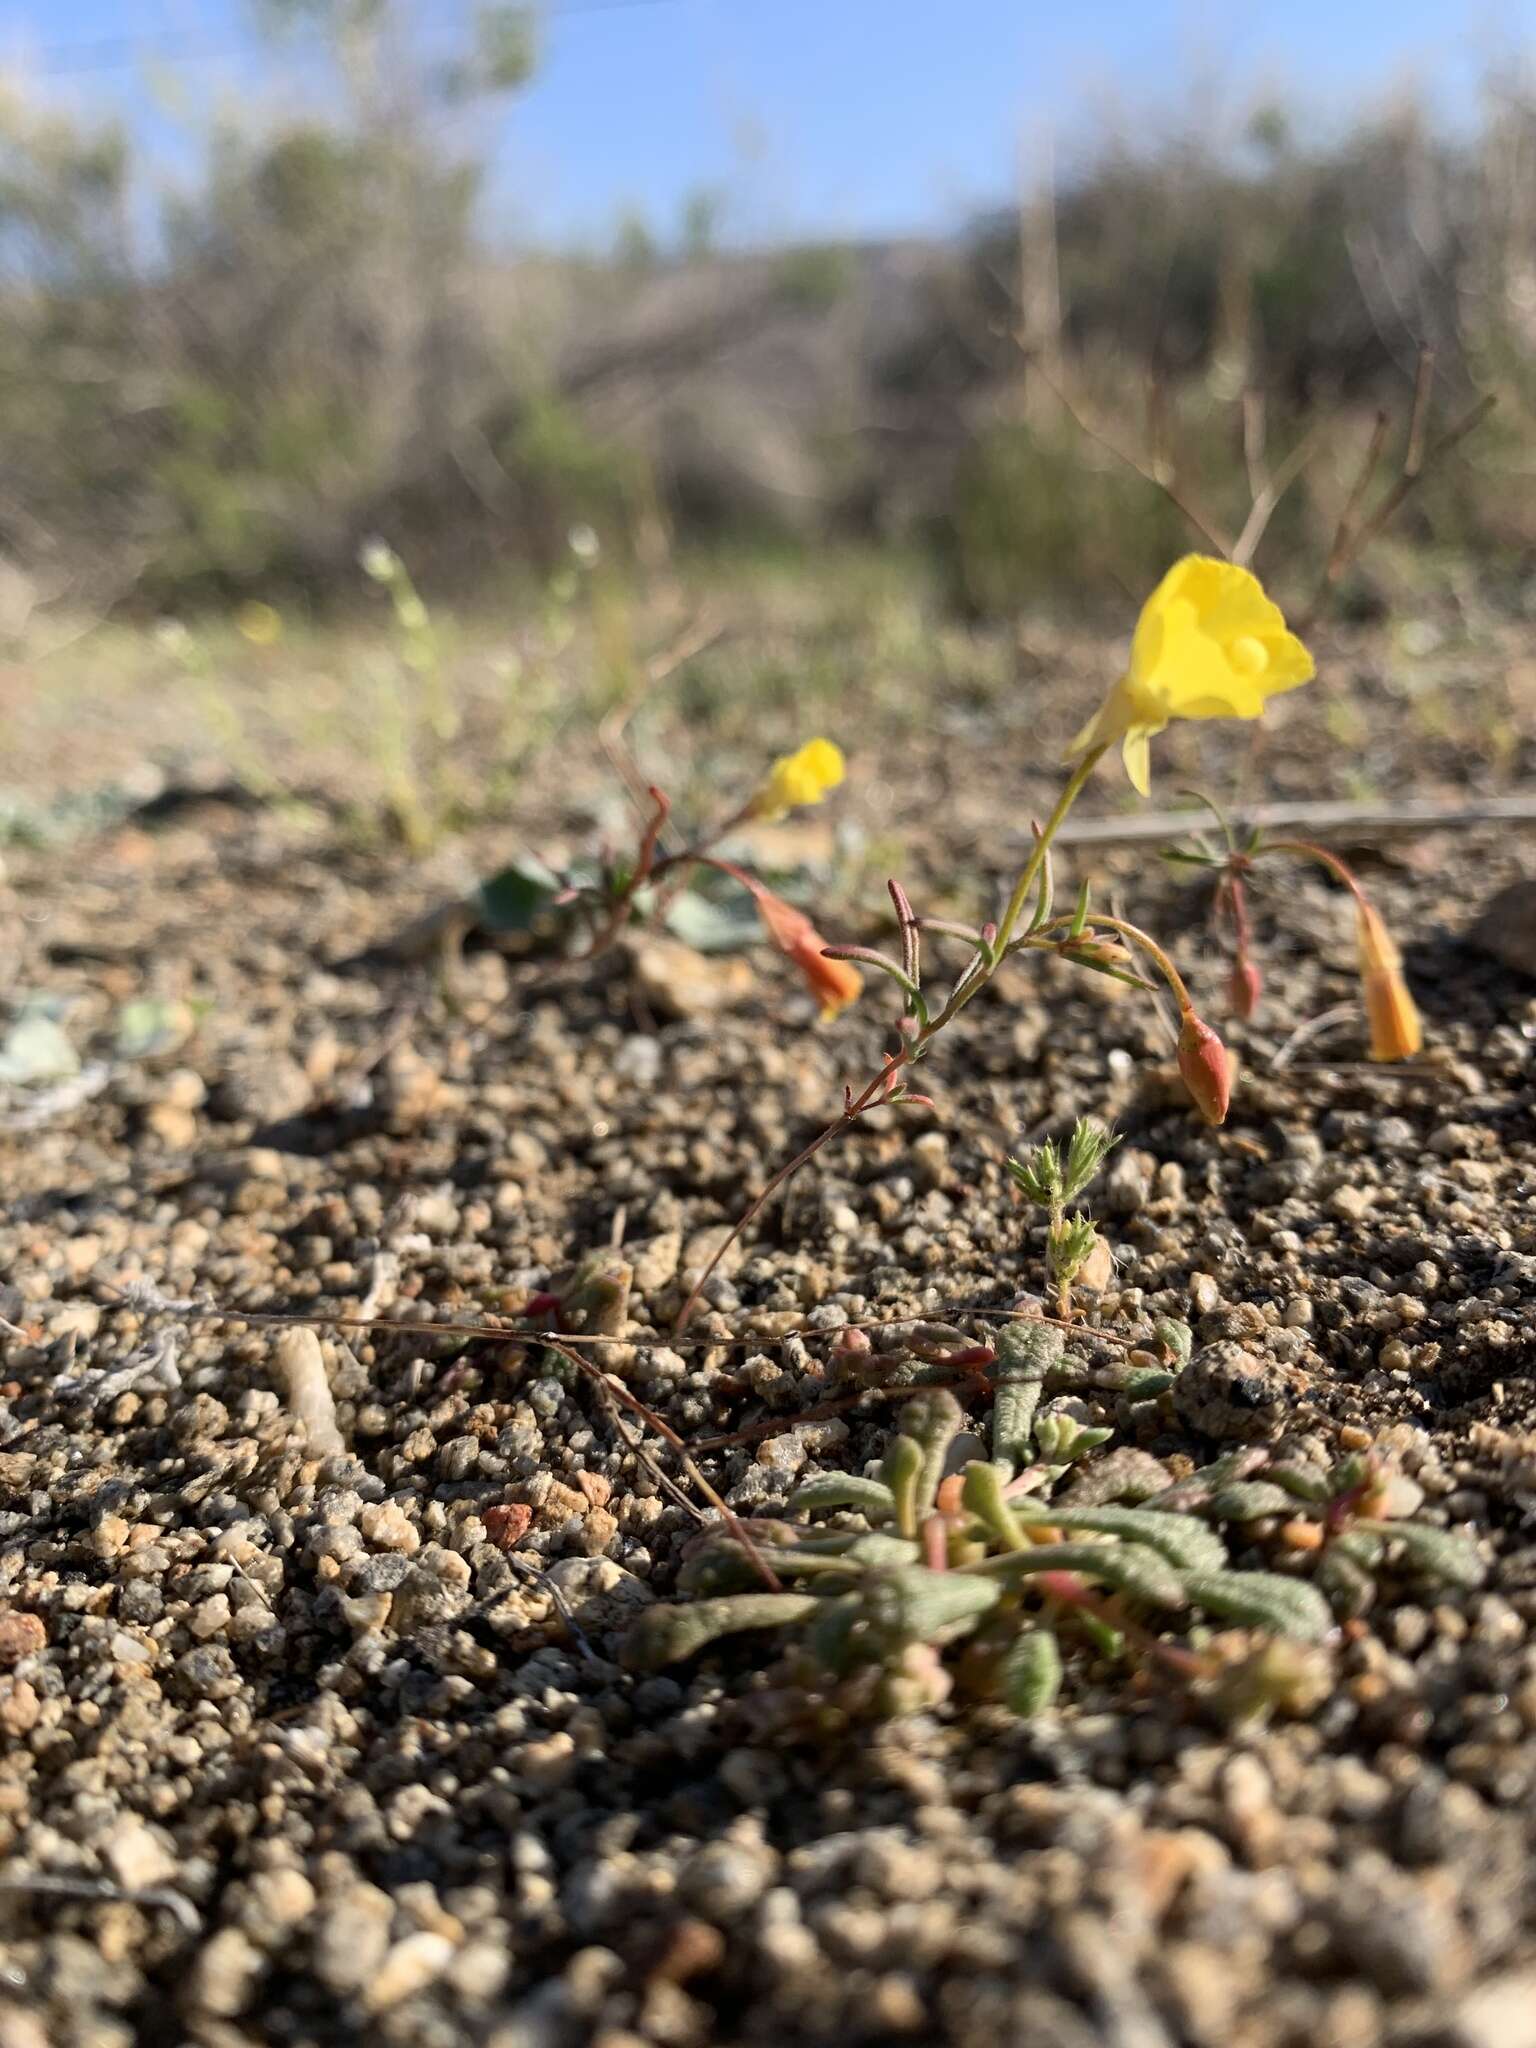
[
  {"x1": 753, "y1": 737, "x2": 845, "y2": 821},
  {"x1": 1068, "y1": 556, "x2": 1314, "y2": 796}
]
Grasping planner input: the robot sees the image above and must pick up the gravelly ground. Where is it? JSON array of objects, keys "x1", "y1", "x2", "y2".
[{"x1": 2, "y1": 612, "x2": 1536, "y2": 2048}]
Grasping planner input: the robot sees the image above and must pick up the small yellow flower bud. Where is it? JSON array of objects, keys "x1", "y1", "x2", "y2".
[{"x1": 235, "y1": 600, "x2": 283, "y2": 646}]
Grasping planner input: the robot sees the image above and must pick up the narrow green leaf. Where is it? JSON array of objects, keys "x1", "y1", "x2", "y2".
[
  {"x1": 1180, "y1": 1569, "x2": 1334, "y2": 1640},
  {"x1": 1001, "y1": 1627, "x2": 1063, "y2": 1716},
  {"x1": 789, "y1": 1474, "x2": 898, "y2": 1521},
  {"x1": 622, "y1": 1593, "x2": 822, "y2": 1671}
]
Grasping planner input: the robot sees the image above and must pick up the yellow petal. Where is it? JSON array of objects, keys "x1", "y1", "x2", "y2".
[
  {"x1": 755, "y1": 737, "x2": 846, "y2": 819},
  {"x1": 1065, "y1": 675, "x2": 1136, "y2": 760},
  {"x1": 1121, "y1": 728, "x2": 1154, "y2": 796}
]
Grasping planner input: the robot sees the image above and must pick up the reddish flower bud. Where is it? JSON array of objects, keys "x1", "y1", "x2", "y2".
[
  {"x1": 1177, "y1": 1011, "x2": 1231, "y2": 1125},
  {"x1": 1227, "y1": 956, "x2": 1263, "y2": 1020}
]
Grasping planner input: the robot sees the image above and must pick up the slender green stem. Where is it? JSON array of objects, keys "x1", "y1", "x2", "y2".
[
  {"x1": 1015, "y1": 911, "x2": 1195, "y2": 1014},
  {"x1": 917, "y1": 746, "x2": 1106, "y2": 1044},
  {"x1": 996, "y1": 748, "x2": 1105, "y2": 954},
  {"x1": 674, "y1": 745, "x2": 1110, "y2": 1330},
  {"x1": 1262, "y1": 838, "x2": 1370, "y2": 912}
]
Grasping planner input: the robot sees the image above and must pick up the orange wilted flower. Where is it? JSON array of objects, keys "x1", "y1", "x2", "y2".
[
  {"x1": 1176, "y1": 1011, "x2": 1231, "y2": 1125},
  {"x1": 753, "y1": 887, "x2": 863, "y2": 1020},
  {"x1": 1356, "y1": 903, "x2": 1422, "y2": 1061}
]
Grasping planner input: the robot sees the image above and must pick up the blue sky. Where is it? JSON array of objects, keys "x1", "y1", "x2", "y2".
[{"x1": 4, "y1": 0, "x2": 1533, "y2": 245}]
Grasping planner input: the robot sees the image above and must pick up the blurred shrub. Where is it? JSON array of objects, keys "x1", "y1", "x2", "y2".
[
  {"x1": 0, "y1": 39, "x2": 1531, "y2": 618},
  {"x1": 946, "y1": 419, "x2": 1188, "y2": 615}
]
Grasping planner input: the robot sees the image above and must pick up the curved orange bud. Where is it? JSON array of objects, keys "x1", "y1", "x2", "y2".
[
  {"x1": 1355, "y1": 905, "x2": 1422, "y2": 1061},
  {"x1": 1177, "y1": 1011, "x2": 1231, "y2": 1125},
  {"x1": 751, "y1": 886, "x2": 862, "y2": 1019}
]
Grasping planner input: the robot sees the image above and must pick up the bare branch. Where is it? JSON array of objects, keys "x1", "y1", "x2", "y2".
[{"x1": 1023, "y1": 353, "x2": 1235, "y2": 559}]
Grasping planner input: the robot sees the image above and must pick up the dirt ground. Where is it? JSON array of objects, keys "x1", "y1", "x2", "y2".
[{"x1": 2, "y1": 601, "x2": 1535, "y2": 2048}]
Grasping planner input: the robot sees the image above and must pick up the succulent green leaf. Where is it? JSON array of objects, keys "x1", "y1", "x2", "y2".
[
  {"x1": 960, "y1": 1460, "x2": 1027, "y2": 1551},
  {"x1": 1267, "y1": 1461, "x2": 1333, "y2": 1503},
  {"x1": 1316, "y1": 1546, "x2": 1377, "y2": 1617},
  {"x1": 989, "y1": 1320, "x2": 1063, "y2": 1472},
  {"x1": 789, "y1": 1474, "x2": 898, "y2": 1521},
  {"x1": 622, "y1": 1593, "x2": 822, "y2": 1671},
  {"x1": 1031, "y1": 1412, "x2": 1113, "y2": 1464},
  {"x1": 1146, "y1": 1447, "x2": 1269, "y2": 1510},
  {"x1": 805, "y1": 1591, "x2": 865, "y2": 1675},
  {"x1": 1151, "y1": 1318, "x2": 1194, "y2": 1368},
  {"x1": 1001, "y1": 1627, "x2": 1063, "y2": 1716},
  {"x1": 1369, "y1": 1520, "x2": 1485, "y2": 1590},
  {"x1": 881, "y1": 1432, "x2": 923, "y2": 1538},
  {"x1": 976, "y1": 1540, "x2": 1187, "y2": 1608},
  {"x1": 855, "y1": 1565, "x2": 1002, "y2": 1649},
  {"x1": 1021, "y1": 1504, "x2": 1227, "y2": 1572},
  {"x1": 896, "y1": 1389, "x2": 964, "y2": 1522},
  {"x1": 1205, "y1": 1482, "x2": 1299, "y2": 1521},
  {"x1": 1180, "y1": 1569, "x2": 1334, "y2": 1640}
]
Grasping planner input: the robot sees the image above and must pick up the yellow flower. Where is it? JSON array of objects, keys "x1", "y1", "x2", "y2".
[
  {"x1": 1068, "y1": 556, "x2": 1314, "y2": 795},
  {"x1": 235, "y1": 601, "x2": 283, "y2": 647},
  {"x1": 1356, "y1": 904, "x2": 1422, "y2": 1061},
  {"x1": 753, "y1": 738, "x2": 845, "y2": 820}
]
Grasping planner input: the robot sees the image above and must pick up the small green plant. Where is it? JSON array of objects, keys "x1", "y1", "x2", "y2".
[
  {"x1": 359, "y1": 538, "x2": 458, "y2": 850},
  {"x1": 1184, "y1": 1446, "x2": 1483, "y2": 1615},
  {"x1": 1006, "y1": 1116, "x2": 1119, "y2": 1318},
  {"x1": 624, "y1": 1340, "x2": 1312, "y2": 1721},
  {"x1": 625, "y1": 1331, "x2": 1482, "y2": 1724}
]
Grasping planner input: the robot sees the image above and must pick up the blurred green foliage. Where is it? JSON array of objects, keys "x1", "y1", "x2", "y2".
[{"x1": 0, "y1": 39, "x2": 1526, "y2": 621}]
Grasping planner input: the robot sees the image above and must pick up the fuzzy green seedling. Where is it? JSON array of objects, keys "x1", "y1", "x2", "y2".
[
  {"x1": 1007, "y1": 1118, "x2": 1120, "y2": 1317},
  {"x1": 1001, "y1": 1628, "x2": 1063, "y2": 1716}
]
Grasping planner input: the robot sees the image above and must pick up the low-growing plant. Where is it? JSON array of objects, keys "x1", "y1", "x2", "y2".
[
  {"x1": 623, "y1": 1331, "x2": 1482, "y2": 1724},
  {"x1": 1178, "y1": 1444, "x2": 1483, "y2": 1615}
]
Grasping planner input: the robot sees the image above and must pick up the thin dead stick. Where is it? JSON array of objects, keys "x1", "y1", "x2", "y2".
[
  {"x1": 1404, "y1": 347, "x2": 1436, "y2": 478},
  {"x1": 502, "y1": 1551, "x2": 600, "y2": 1663},
  {"x1": 1299, "y1": 392, "x2": 1495, "y2": 633},
  {"x1": 1323, "y1": 408, "x2": 1392, "y2": 584},
  {"x1": 597, "y1": 612, "x2": 724, "y2": 825},
  {"x1": 584, "y1": 1370, "x2": 708, "y2": 1525},
  {"x1": 1230, "y1": 416, "x2": 1327, "y2": 569},
  {"x1": 1242, "y1": 387, "x2": 1268, "y2": 501},
  {"x1": 689, "y1": 1373, "x2": 1000, "y2": 1453},
  {"x1": 1271, "y1": 1003, "x2": 1358, "y2": 1071},
  {"x1": 1043, "y1": 792, "x2": 1536, "y2": 850},
  {"x1": 538, "y1": 1335, "x2": 784, "y2": 1592},
  {"x1": 1026, "y1": 355, "x2": 1234, "y2": 558},
  {"x1": 673, "y1": 1085, "x2": 888, "y2": 1332},
  {"x1": 0, "y1": 1873, "x2": 201, "y2": 1935},
  {"x1": 90, "y1": 1285, "x2": 1131, "y2": 1359}
]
